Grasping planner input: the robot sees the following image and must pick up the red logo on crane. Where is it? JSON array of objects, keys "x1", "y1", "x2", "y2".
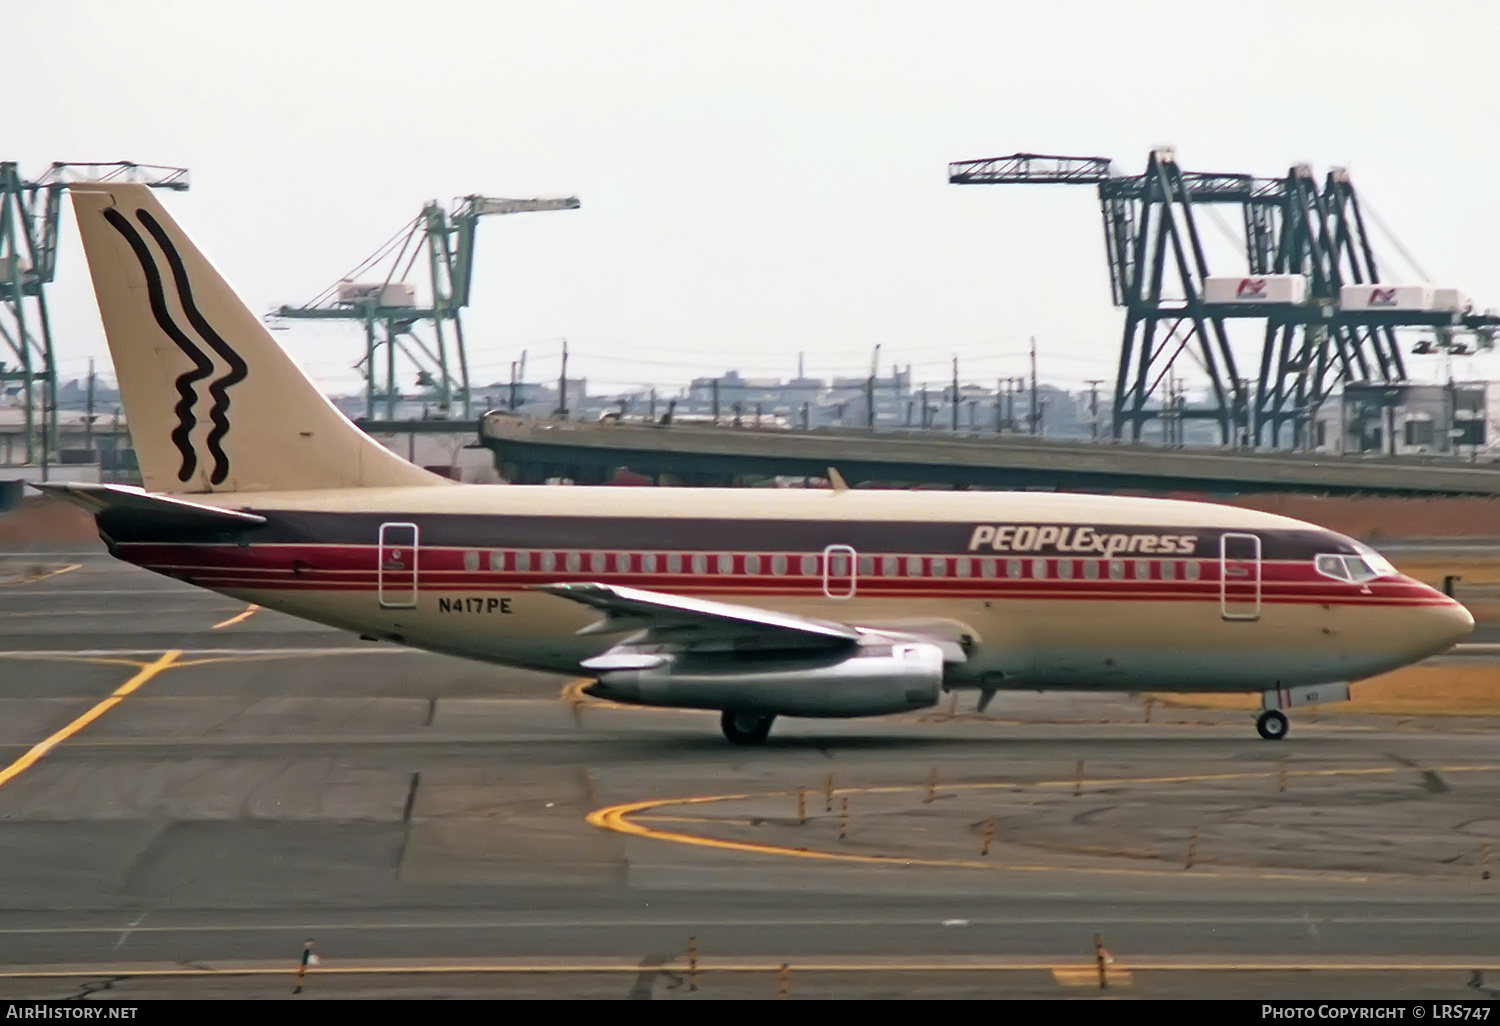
[
  {"x1": 1236, "y1": 278, "x2": 1268, "y2": 298},
  {"x1": 1369, "y1": 288, "x2": 1398, "y2": 306}
]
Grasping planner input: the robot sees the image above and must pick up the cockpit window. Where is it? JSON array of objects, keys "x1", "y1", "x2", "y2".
[
  {"x1": 1315, "y1": 553, "x2": 1389, "y2": 583},
  {"x1": 1315, "y1": 554, "x2": 1350, "y2": 581},
  {"x1": 1353, "y1": 543, "x2": 1398, "y2": 578}
]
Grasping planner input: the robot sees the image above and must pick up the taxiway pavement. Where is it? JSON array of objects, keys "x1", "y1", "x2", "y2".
[{"x1": 0, "y1": 549, "x2": 1496, "y2": 999}]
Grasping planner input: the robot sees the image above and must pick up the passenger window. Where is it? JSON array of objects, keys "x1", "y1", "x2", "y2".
[
  {"x1": 1083, "y1": 560, "x2": 1098, "y2": 580},
  {"x1": 539, "y1": 551, "x2": 555, "y2": 572},
  {"x1": 981, "y1": 558, "x2": 999, "y2": 578},
  {"x1": 1133, "y1": 559, "x2": 1149, "y2": 579},
  {"x1": 1160, "y1": 560, "x2": 1175, "y2": 580},
  {"x1": 464, "y1": 551, "x2": 480, "y2": 572},
  {"x1": 692, "y1": 554, "x2": 708, "y2": 574},
  {"x1": 746, "y1": 554, "x2": 761, "y2": 575},
  {"x1": 858, "y1": 555, "x2": 875, "y2": 576},
  {"x1": 615, "y1": 552, "x2": 631, "y2": 573},
  {"x1": 667, "y1": 553, "x2": 682, "y2": 573},
  {"x1": 931, "y1": 558, "x2": 947, "y2": 578},
  {"x1": 1057, "y1": 559, "x2": 1073, "y2": 579},
  {"x1": 717, "y1": 553, "x2": 734, "y2": 574},
  {"x1": 1005, "y1": 559, "x2": 1020, "y2": 579},
  {"x1": 1031, "y1": 558, "x2": 1047, "y2": 579},
  {"x1": 772, "y1": 554, "x2": 788, "y2": 575},
  {"x1": 906, "y1": 556, "x2": 923, "y2": 576},
  {"x1": 1109, "y1": 559, "x2": 1124, "y2": 580},
  {"x1": 566, "y1": 552, "x2": 582, "y2": 573},
  {"x1": 801, "y1": 554, "x2": 818, "y2": 575},
  {"x1": 516, "y1": 551, "x2": 532, "y2": 572},
  {"x1": 1185, "y1": 561, "x2": 1200, "y2": 581},
  {"x1": 882, "y1": 555, "x2": 898, "y2": 576},
  {"x1": 589, "y1": 552, "x2": 605, "y2": 573},
  {"x1": 955, "y1": 558, "x2": 971, "y2": 578},
  {"x1": 488, "y1": 551, "x2": 504, "y2": 572},
  {"x1": 641, "y1": 552, "x2": 657, "y2": 573}
]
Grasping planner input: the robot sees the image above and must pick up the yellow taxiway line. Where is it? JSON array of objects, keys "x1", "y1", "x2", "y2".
[
  {"x1": 211, "y1": 604, "x2": 260, "y2": 630},
  {"x1": 0, "y1": 563, "x2": 80, "y2": 588},
  {"x1": 0, "y1": 650, "x2": 181, "y2": 792},
  {"x1": 588, "y1": 761, "x2": 1500, "y2": 880},
  {"x1": 589, "y1": 797, "x2": 1214, "y2": 878},
  {"x1": 559, "y1": 677, "x2": 632, "y2": 711},
  {"x1": 558, "y1": 678, "x2": 599, "y2": 707},
  {"x1": 558, "y1": 677, "x2": 709, "y2": 717}
]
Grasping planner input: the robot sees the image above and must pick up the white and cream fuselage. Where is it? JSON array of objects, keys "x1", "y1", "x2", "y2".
[{"x1": 104, "y1": 484, "x2": 1473, "y2": 697}]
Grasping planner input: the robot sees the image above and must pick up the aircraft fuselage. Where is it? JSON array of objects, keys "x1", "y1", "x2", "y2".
[{"x1": 97, "y1": 484, "x2": 1473, "y2": 700}]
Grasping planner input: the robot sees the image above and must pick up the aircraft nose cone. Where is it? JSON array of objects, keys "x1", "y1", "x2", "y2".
[
  {"x1": 1356, "y1": 581, "x2": 1475, "y2": 677},
  {"x1": 1431, "y1": 598, "x2": 1475, "y2": 651}
]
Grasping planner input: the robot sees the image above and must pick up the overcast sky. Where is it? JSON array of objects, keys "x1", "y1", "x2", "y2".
[{"x1": 8, "y1": 0, "x2": 1500, "y2": 400}]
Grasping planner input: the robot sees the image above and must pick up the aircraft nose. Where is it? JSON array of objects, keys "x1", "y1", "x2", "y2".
[
  {"x1": 1354, "y1": 579, "x2": 1474, "y2": 677},
  {"x1": 1421, "y1": 590, "x2": 1474, "y2": 653}
]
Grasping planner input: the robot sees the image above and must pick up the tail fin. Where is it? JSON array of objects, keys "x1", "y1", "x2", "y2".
[{"x1": 70, "y1": 184, "x2": 448, "y2": 494}]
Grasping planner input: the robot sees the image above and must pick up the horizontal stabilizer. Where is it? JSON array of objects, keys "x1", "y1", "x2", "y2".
[{"x1": 31, "y1": 482, "x2": 267, "y2": 533}]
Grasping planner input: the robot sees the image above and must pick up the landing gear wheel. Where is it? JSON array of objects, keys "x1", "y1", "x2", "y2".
[
  {"x1": 720, "y1": 710, "x2": 776, "y2": 745},
  {"x1": 1256, "y1": 709, "x2": 1289, "y2": 741}
]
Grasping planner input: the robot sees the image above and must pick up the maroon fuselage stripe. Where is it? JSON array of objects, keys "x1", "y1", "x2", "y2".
[{"x1": 113, "y1": 542, "x2": 1446, "y2": 608}]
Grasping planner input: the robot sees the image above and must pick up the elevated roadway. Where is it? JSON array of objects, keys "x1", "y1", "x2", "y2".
[{"x1": 479, "y1": 414, "x2": 1500, "y2": 495}]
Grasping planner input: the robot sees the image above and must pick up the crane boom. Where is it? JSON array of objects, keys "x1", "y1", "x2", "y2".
[
  {"x1": 459, "y1": 196, "x2": 580, "y2": 217},
  {"x1": 948, "y1": 153, "x2": 1114, "y2": 185}
]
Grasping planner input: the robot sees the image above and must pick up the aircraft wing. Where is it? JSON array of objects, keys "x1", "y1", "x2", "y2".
[
  {"x1": 533, "y1": 581, "x2": 967, "y2": 669},
  {"x1": 30, "y1": 482, "x2": 267, "y2": 533}
]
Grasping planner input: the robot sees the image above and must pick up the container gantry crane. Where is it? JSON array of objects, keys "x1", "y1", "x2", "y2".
[
  {"x1": 949, "y1": 149, "x2": 1500, "y2": 448},
  {"x1": 274, "y1": 194, "x2": 579, "y2": 422}
]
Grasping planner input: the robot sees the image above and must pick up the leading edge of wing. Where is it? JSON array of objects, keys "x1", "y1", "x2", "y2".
[{"x1": 532, "y1": 581, "x2": 862, "y2": 642}]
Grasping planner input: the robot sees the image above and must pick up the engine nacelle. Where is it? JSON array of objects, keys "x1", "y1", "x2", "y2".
[{"x1": 585, "y1": 641, "x2": 945, "y2": 718}]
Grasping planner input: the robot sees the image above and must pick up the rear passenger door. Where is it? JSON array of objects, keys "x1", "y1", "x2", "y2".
[{"x1": 378, "y1": 522, "x2": 419, "y2": 609}]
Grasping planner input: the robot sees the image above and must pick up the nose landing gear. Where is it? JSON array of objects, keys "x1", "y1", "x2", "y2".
[{"x1": 1256, "y1": 709, "x2": 1289, "y2": 741}]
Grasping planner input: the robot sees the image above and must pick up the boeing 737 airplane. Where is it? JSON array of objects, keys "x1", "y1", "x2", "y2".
[{"x1": 37, "y1": 184, "x2": 1473, "y2": 744}]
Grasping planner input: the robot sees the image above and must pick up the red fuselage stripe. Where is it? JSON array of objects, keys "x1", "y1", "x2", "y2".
[{"x1": 114, "y1": 542, "x2": 1445, "y2": 607}]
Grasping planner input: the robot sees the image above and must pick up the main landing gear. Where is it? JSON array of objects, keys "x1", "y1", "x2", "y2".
[
  {"x1": 721, "y1": 710, "x2": 776, "y2": 745},
  {"x1": 1256, "y1": 709, "x2": 1289, "y2": 741}
]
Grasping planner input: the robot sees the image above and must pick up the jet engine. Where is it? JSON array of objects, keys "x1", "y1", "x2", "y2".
[{"x1": 583, "y1": 639, "x2": 945, "y2": 718}]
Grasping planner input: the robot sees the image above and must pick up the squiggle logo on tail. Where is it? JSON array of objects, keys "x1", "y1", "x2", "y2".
[
  {"x1": 136, "y1": 210, "x2": 247, "y2": 485},
  {"x1": 103, "y1": 207, "x2": 246, "y2": 485}
]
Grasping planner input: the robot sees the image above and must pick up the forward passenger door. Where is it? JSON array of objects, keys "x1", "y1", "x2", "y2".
[{"x1": 1219, "y1": 532, "x2": 1261, "y2": 621}]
